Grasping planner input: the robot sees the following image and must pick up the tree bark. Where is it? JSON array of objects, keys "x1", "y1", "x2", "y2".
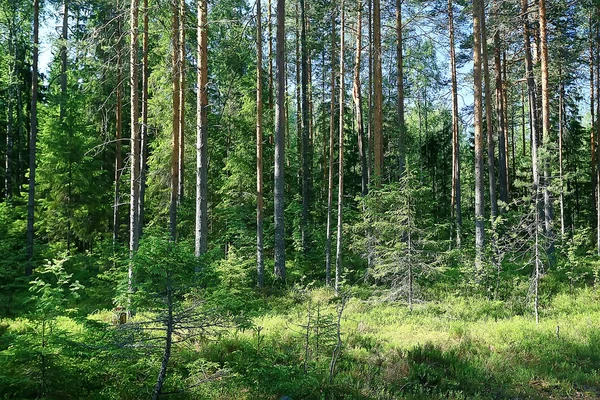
[
  {"x1": 495, "y1": 30, "x2": 508, "y2": 208},
  {"x1": 152, "y1": 285, "x2": 173, "y2": 400},
  {"x1": 559, "y1": 78, "x2": 565, "y2": 238},
  {"x1": 170, "y1": 0, "x2": 180, "y2": 239},
  {"x1": 539, "y1": 0, "x2": 554, "y2": 260},
  {"x1": 130, "y1": 0, "x2": 141, "y2": 292},
  {"x1": 114, "y1": 4, "x2": 123, "y2": 245},
  {"x1": 196, "y1": 0, "x2": 208, "y2": 258},
  {"x1": 26, "y1": 0, "x2": 39, "y2": 276},
  {"x1": 335, "y1": 0, "x2": 345, "y2": 294},
  {"x1": 138, "y1": 0, "x2": 149, "y2": 239},
  {"x1": 274, "y1": 0, "x2": 286, "y2": 281},
  {"x1": 353, "y1": 0, "x2": 367, "y2": 196},
  {"x1": 473, "y1": 0, "x2": 485, "y2": 271},
  {"x1": 373, "y1": 0, "x2": 383, "y2": 183},
  {"x1": 448, "y1": 0, "x2": 461, "y2": 247},
  {"x1": 177, "y1": 0, "x2": 185, "y2": 201},
  {"x1": 325, "y1": 4, "x2": 336, "y2": 286},
  {"x1": 256, "y1": 0, "x2": 264, "y2": 287},
  {"x1": 480, "y1": 2, "x2": 497, "y2": 220},
  {"x1": 300, "y1": 0, "x2": 311, "y2": 253},
  {"x1": 396, "y1": 0, "x2": 405, "y2": 178}
]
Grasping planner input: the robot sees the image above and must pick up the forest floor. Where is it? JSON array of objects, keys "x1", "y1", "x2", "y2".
[
  {"x1": 187, "y1": 286, "x2": 600, "y2": 399},
  {"x1": 3, "y1": 285, "x2": 600, "y2": 399}
]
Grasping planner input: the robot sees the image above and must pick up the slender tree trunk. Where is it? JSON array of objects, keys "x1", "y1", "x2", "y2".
[
  {"x1": 473, "y1": 0, "x2": 485, "y2": 272},
  {"x1": 335, "y1": 0, "x2": 345, "y2": 294},
  {"x1": 325, "y1": 5, "x2": 336, "y2": 286},
  {"x1": 114, "y1": 28, "x2": 123, "y2": 244},
  {"x1": 130, "y1": 0, "x2": 140, "y2": 292},
  {"x1": 448, "y1": 0, "x2": 461, "y2": 247},
  {"x1": 170, "y1": 1, "x2": 180, "y2": 239},
  {"x1": 60, "y1": 0, "x2": 73, "y2": 252},
  {"x1": 559, "y1": 78, "x2": 565, "y2": 238},
  {"x1": 523, "y1": 0, "x2": 540, "y2": 189},
  {"x1": 268, "y1": 0, "x2": 274, "y2": 110},
  {"x1": 300, "y1": 0, "x2": 311, "y2": 253},
  {"x1": 480, "y1": 2, "x2": 497, "y2": 221},
  {"x1": 274, "y1": 0, "x2": 286, "y2": 281},
  {"x1": 373, "y1": 0, "x2": 383, "y2": 183},
  {"x1": 539, "y1": 0, "x2": 554, "y2": 260},
  {"x1": 495, "y1": 30, "x2": 508, "y2": 208},
  {"x1": 590, "y1": 14, "x2": 596, "y2": 209},
  {"x1": 396, "y1": 0, "x2": 405, "y2": 177},
  {"x1": 196, "y1": 0, "x2": 208, "y2": 258},
  {"x1": 367, "y1": 0, "x2": 372, "y2": 184},
  {"x1": 138, "y1": 0, "x2": 149, "y2": 238},
  {"x1": 5, "y1": 26, "x2": 14, "y2": 200},
  {"x1": 177, "y1": 0, "x2": 185, "y2": 201},
  {"x1": 256, "y1": 0, "x2": 264, "y2": 287},
  {"x1": 26, "y1": 0, "x2": 39, "y2": 276},
  {"x1": 353, "y1": 0, "x2": 367, "y2": 196}
]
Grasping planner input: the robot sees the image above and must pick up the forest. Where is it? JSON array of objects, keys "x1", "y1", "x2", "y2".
[{"x1": 1, "y1": 0, "x2": 600, "y2": 398}]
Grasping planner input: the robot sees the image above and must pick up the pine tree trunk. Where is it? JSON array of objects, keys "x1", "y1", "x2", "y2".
[
  {"x1": 196, "y1": 0, "x2": 208, "y2": 258},
  {"x1": 353, "y1": 0, "x2": 367, "y2": 196},
  {"x1": 396, "y1": 0, "x2": 405, "y2": 177},
  {"x1": 559, "y1": 78, "x2": 565, "y2": 238},
  {"x1": 523, "y1": 0, "x2": 540, "y2": 189},
  {"x1": 335, "y1": 0, "x2": 345, "y2": 294},
  {"x1": 274, "y1": 0, "x2": 286, "y2": 281},
  {"x1": 256, "y1": 0, "x2": 264, "y2": 287},
  {"x1": 138, "y1": 0, "x2": 149, "y2": 238},
  {"x1": 177, "y1": 0, "x2": 185, "y2": 201},
  {"x1": 373, "y1": 0, "x2": 383, "y2": 183},
  {"x1": 129, "y1": 0, "x2": 140, "y2": 290},
  {"x1": 448, "y1": 0, "x2": 461, "y2": 247},
  {"x1": 539, "y1": 0, "x2": 554, "y2": 260},
  {"x1": 268, "y1": 0, "x2": 274, "y2": 110},
  {"x1": 480, "y1": 2, "x2": 497, "y2": 220},
  {"x1": 114, "y1": 20, "x2": 123, "y2": 244},
  {"x1": 473, "y1": 0, "x2": 485, "y2": 272},
  {"x1": 325, "y1": 5, "x2": 336, "y2": 286},
  {"x1": 26, "y1": 0, "x2": 39, "y2": 276},
  {"x1": 495, "y1": 30, "x2": 508, "y2": 207},
  {"x1": 170, "y1": 1, "x2": 180, "y2": 239},
  {"x1": 61, "y1": 0, "x2": 72, "y2": 252},
  {"x1": 300, "y1": 0, "x2": 311, "y2": 253}
]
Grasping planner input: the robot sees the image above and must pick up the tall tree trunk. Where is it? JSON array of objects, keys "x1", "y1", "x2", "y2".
[
  {"x1": 559, "y1": 78, "x2": 565, "y2": 238},
  {"x1": 523, "y1": 0, "x2": 540, "y2": 190},
  {"x1": 373, "y1": 0, "x2": 383, "y2": 183},
  {"x1": 396, "y1": 0, "x2": 405, "y2": 177},
  {"x1": 268, "y1": 0, "x2": 274, "y2": 110},
  {"x1": 177, "y1": 0, "x2": 185, "y2": 201},
  {"x1": 335, "y1": 0, "x2": 345, "y2": 294},
  {"x1": 130, "y1": 0, "x2": 140, "y2": 292},
  {"x1": 5, "y1": 25, "x2": 14, "y2": 200},
  {"x1": 366, "y1": 0, "x2": 372, "y2": 184},
  {"x1": 480, "y1": 2, "x2": 497, "y2": 220},
  {"x1": 353, "y1": 0, "x2": 367, "y2": 196},
  {"x1": 138, "y1": 0, "x2": 149, "y2": 238},
  {"x1": 114, "y1": 18, "x2": 123, "y2": 244},
  {"x1": 590, "y1": 13, "x2": 596, "y2": 211},
  {"x1": 170, "y1": 0, "x2": 180, "y2": 239},
  {"x1": 448, "y1": 0, "x2": 461, "y2": 247},
  {"x1": 274, "y1": 0, "x2": 286, "y2": 281},
  {"x1": 495, "y1": 30, "x2": 508, "y2": 208},
  {"x1": 473, "y1": 0, "x2": 485, "y2": 272},
  {"x1": 300, "y1": 0, "x2": 311, "y2": 253},
  {"x1": 539, "y1": 0, "x2": 554, "y2": 260},
  {"x1": 60, "y1": 0, "x2": 72, "y2": 252},
  {"x1": 196, "y1": 0, "x2": 208, "y2": 258},
  {"x1": 26, "y1": 0, "x2": 39, "y2": 276},
  {"x1": 325, "y1": 5, "x2": 336, "y2": 286},
  {"x1": 256, "y1": 0, "x2": 264, "y2": 287}
]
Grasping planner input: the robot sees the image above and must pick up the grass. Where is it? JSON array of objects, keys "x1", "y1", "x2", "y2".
[{"x1": 2, "y1": 286, "x2": 600, "y2": 399}]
